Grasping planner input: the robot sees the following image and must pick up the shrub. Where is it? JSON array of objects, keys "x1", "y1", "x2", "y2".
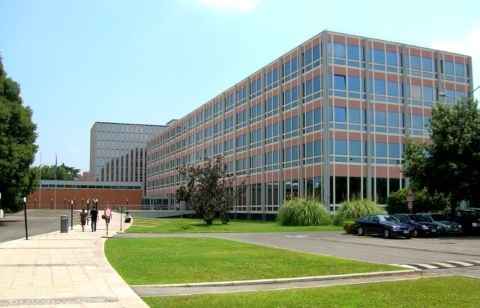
[
  {"x1": 386, "y1": 188, "x2": 450, "y2": 214},
  {"x1": 343, "y1": 220, "x2": 356, "y2": 234},
  {"x1": 277, "y1": 198, "x2": 331, "y2": 226},
  {"x1": 333, "y1": 199, "x2": 385, "y2": 226}
]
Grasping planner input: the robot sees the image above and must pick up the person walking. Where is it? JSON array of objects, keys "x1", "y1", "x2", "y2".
[
  {"x1": 80, "y1": 209, "x2": 88, "y2": 232},
  {"x1": 90, "y1": 206, "x2": 98, "y2": 232}
]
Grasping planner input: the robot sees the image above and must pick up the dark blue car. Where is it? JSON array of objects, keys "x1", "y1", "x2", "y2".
[
  {"x1": 393, "y1": 214, "x2": 439, "y2": 237},
  {"x1": 355, "y1": 214, "x2": 414, "y2": 239}
]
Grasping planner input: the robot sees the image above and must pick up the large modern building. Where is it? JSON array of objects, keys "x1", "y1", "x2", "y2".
[
  {"x1": 145, "y1": 31, "x2": 472, "y2": 218},
  {"x1": 90, "y1": 122, "x2": 166, "y2": 183}
]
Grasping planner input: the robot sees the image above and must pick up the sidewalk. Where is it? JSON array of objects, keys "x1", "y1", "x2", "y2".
[{"x1": 0, "y1": 212, "x2": 148, "y2": 307}]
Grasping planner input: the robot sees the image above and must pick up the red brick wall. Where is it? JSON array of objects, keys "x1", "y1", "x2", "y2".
[{"x1": 27, "y1": 188, "x2": 142, "y2": 209}]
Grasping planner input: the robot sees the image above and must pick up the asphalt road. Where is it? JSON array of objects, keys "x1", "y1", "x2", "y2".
[{"x1": 0, "y1": 209, "x2": 81, "y2": 243}]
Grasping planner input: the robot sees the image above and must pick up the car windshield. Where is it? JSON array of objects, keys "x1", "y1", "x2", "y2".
[
  {"x1": 378, "y1": 215, "x2": 399, "y2": 222},
  {"x1": 417, "y1": 214, "x2": 433, "y2": 222},
  {"x1": 410, "y1": 215, "x2": 427, "y2": 222},
  {"x1": 430, "y1": 214, "x2": 447, "y2": 221}
]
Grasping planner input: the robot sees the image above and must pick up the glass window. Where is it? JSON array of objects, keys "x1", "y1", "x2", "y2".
[
  {"x1": 347, "y1": 44, "x2": 360, "y2": 60},
  {"x1": 334, "y1": 74, "x2": 346, "y2": 90},
  {"x1": 444, "y1": 61, "x2": 454, "y2": 74},
  {"x1": 455, "y1": 63, "x2": 465, "y2": 76},
  {"x1": 350, "y1": 140, "x2": 361, "y2": 156},
  {"x1": 389, "y1": 143, "x2": 400, "y2": 158},
  {"x1": 375, "y1": 110, "x2": 387, "y2": 126},
  {"x1": 387, "y1": 81, "x2": 399, "y2": 96},
  {"x1": 386, "y1": 51, "x2": 400, "y2": 66},
  {"x1": 374, "y1": 79, "x2": 386, "y2": 95},
  {"x1": 376, "y1": 142, "x2": 387, "y2": 157},
  {"x1": 411, "y1": 85, "x2": 422, "y2": 99},
  {"x1": 333, "y1": 43, "x2": 346, "y2": 58},
  {"x1": 423, "y1": 86, "x2": 434, "y2": 101},
  {"x1": 348, "y1": 76, "x2": 361, "y2": 92},
  {"x1": 373, "y1": 49, "x2": 385, "y2": 64},
  {"x1": 423, "y1": 57, "x2": 434, "y2": 72},
  {"x1": 388, "y1": 112, "x2": 399, "y2": 127},
  {"x1": 412, "y1": 115, "x2": 423, "y2": 129},
  {"x1": 335, "y1": 140, "x2": 347, "y2": 155},
  {"x1": 410, "y1": 55, "x2": 421, "y2": 70},
  {"x1": 349, "y1": 108, "x2": 361, "y2": 123},
  {"x1": 335, "y1": 107, "x2": 347, "y2": 122}
]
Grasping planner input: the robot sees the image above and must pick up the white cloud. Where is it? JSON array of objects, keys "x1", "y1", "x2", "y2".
[
  {"x1": 193, "y1": 0, "x2": 263, "y2": 12},
  {"x1": 431, "y1": 24, "x2": 480, "y2": 96},
  {"x1": 69, "y1": 147, "x2": 80, "y2": 154}
]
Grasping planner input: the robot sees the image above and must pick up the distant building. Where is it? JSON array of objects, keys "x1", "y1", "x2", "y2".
[
  {"x1": 27, "y1": 180, "x2": 143, "y2": 210},
  {"x1": 90, "y1": 122, "x2": 166, "y2": 183},
  {"x1": 145, "y1": 30, "x2": 472, "y2": 218}
]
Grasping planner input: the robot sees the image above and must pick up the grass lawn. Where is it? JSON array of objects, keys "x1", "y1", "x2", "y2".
[
  {"x1": 143, "y1": 276, "x2": 480, "y2": 307},
  {"x1": 105, "y1": 237, "x2": 400, "y2": 285},
  {"x1": 126, "y1": 217, "x2": 342, "y2": 233}
]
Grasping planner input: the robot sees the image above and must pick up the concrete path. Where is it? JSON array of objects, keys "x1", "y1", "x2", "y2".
[{"x1": 0, "y1": 212, "x2": 148, "y2": 307}]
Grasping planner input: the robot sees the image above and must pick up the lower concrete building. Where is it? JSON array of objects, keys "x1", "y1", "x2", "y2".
[{"x1": 27, "y1": 180, "x2": 142, "y2": 210}]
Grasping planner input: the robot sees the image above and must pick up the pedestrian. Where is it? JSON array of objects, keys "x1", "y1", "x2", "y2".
[
  {"x1": 90, "y1": 206, "x2": 98, "y2": 232},
  {"x1": 80, "y1": 209, "x2": 88, "y2": 232}
]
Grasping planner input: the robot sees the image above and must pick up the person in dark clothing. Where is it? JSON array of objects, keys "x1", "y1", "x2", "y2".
[
  {"x1": 90, "y1": 207, "x2": 98, "y2": 232},
  {"x1": 80, "y1": 209, "x2": 88, "y2": 232}
]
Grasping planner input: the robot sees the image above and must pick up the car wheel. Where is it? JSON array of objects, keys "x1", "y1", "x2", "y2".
[
  {"x1": 405, "y1": 235, "x2": 411, "y2": 239},
  {"x1": 413, "y1": 229, "x2": 418, "y2": 237},
  {"x1": 357, "y1": 226, "x2": 364, "y2": 236},
  {"x1": 383, "y1": 229, "x2": 390, "y2": 239}
]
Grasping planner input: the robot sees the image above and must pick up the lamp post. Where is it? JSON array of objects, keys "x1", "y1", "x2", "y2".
[
  {"x1": 126, "y1": 199, "x2": 128, "y2": 212},
  {"x1": 0, "y1": 192, "x2": 3, "y2": 219},
  {"x1": 70, "y1": 200, "x2": 74, "y2": 230},
  {"x1": 23, "y1": 197, "x2": 28, "y2": 240},
  {"x1": 120, "y1": 205, "x2": 123, "y2": 232}
]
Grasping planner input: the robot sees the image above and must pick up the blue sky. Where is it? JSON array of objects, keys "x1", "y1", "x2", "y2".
[{"x1": 1, "y1": 0, "x2": 479, "y2": 173}]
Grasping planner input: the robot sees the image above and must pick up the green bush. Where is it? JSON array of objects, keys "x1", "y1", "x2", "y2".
[
  {"x1": 386, "y1": 188, "x2": 450, "y2": 214},
  {"x1": 333, "y1": 199, "x2": 385, "y2": 226},
  {"x1": 278, "y1": 198, "x2": 331, "y2": 226},
  {"x1": 343, "y1": 220, "x2": 356, "y2": 234}
]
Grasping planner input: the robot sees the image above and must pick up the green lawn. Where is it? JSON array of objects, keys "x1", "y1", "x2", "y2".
[
  {"x1": 127, "y1": 217, "x2": 342, "y2": 233},
  {"x1": 143, "y1": 276, "x2": 480, "y2": 307},
  {"x1": 105, "y1": 238, "x2": 400, "y2": 285}
]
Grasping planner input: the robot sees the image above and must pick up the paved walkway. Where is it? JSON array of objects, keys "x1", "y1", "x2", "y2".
[{"x1": 0, "y1": 212, "x2": 148, "y2": 307}]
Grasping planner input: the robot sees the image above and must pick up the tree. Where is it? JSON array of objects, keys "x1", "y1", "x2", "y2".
[
  {"x1": 404, "y1": 98, "x2": 480, "y2": 216},
  {"x1": 0, "y1": 56, "x2": 38, "y2": 211},
  {"x1": 175, "y1": 156, "x2": 238, "y2": 225},
  {"x1": 31, "y1": 163, "x2": 80, "y2": 181},
  {"x1": 386, "y1": 188, "x2": 449, "y2": 214}
]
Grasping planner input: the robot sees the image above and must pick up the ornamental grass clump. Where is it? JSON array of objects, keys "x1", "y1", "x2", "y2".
[
  {"x1": 333, "y1": 199, "x2": 385, "y2": 226},
  {"x1": 278, "y1": 198, "x2": 331, "y2": 226}
]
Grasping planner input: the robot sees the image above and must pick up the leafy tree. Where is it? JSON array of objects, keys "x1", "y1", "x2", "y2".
[
  {"x1": 32, "y1": 163, "x2": 80, "y2": 181},
  {"x1": 386, "y1": 188, "x2": 449, "y2": 214},
  {"x1": 404, "y1": 98, "x2": 480, "y2": 216},
  {"x1": 176, "y1": 156, "x2": 238, "y2": 225},
  {"x1": 0, "y1": 56, "x2": 37, "y2": 211}
]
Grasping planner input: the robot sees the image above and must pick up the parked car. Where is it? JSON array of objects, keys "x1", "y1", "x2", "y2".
[
  {"x1": 393, "y1": 213, "x2": 439, "y2": 237},
  {"x1": 443, "y1": 208, "x2": 480, "y2": 235},
  {"x1": 416, "y1": 213, "x2": 463, "y2": 235},
  {"x1": 355, "y1": 214, "x2": 414, "y2": 239}
]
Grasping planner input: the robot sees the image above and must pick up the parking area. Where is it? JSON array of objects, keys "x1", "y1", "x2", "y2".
[{"x1": 215, "y1": 232, "x2": 480, "y2": 268}]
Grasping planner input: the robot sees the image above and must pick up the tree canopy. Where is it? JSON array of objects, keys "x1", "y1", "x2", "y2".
[
  {"x1": 403, "y1": 98, "x2": 480, "y2": 212},
  {"x1": 32, "y1": 163, "x2": 80, "y2": 181},
  {"x1": 0, "y1": 56, "x2": 38, "y2": 211},
  {"x1": 175, "y1": 156, "x2": 238, "y2": 225}
]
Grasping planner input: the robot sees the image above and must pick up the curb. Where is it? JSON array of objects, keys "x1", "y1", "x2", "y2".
[{"x1": 134, "y1": 269, "x2": 419, "y2": 288}]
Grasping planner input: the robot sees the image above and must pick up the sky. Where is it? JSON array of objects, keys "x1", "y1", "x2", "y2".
[{"x1": 1, "y1": 0, "x2": 479, "y2": 173}]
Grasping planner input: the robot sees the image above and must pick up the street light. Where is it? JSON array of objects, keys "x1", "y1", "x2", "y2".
[
  {"x1": 70, "y1": 200, "x2": 74, "y2": 230},
  {"x1": 23, "y1": 197, "x2": 28, "y2": 240}
]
